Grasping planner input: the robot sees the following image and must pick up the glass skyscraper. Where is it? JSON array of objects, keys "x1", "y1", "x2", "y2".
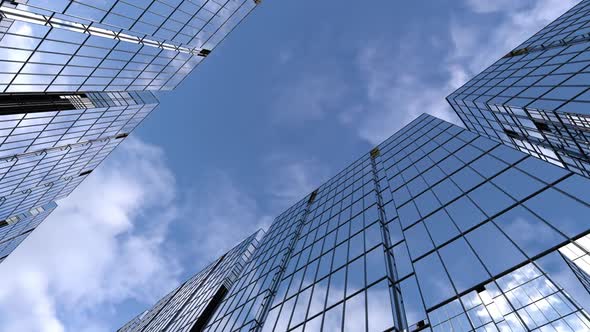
[
  {"x1": 120, "y1": 114, "x2": 590, "y2": 332},
  {"x1": 447, "y1": 0, "x2": 590, "y2": 178},
  {"x1": 0, "y1": 0, "x2": 258, "y2": 92},
  {"x1": 0, "y1": 201, "x2": 54, "y2": 264},
  {"x1": 0, "y1": 0, "x2": 260, "y2": 261},
  {"x1": 118, "y1": 230, "x2": 263, "y2": 332}
]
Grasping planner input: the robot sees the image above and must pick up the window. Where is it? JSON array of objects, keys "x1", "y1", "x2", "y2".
[
  {"x1": 468, "y1": 182, "x2": 515, "y2": 216},
  {"x1": 491, "y1": 168, "x2": 545, "y2": 200},
  {"x1": 367, "y1": 280, "x2": 395, "y2": 331},
  {"x1": 445, "y1": 196, "x2": 487, "y2": 231},
  {"x1": 524, "y1": 188, "x2": 590, "y2": 237},
  {"x1": 400, "y1": 276, "x2": 427, "y2": 327},
  {"x1": 414, "y1": 252, "x2": 455, "y2": 307},
  {"x1": 398, "y1": 202, "x2": 421, "y2": 229},
  {"x1": 466, "y1": 222, "x2": 526, "y2": 274},
  {"x1": 439, "y1": 238, "x2": 489, "y2": 292},
  {"x1": 405, "y1": 222, "x2": 434, "y2": 260},
  {"x1": 424, "y1": 209, "x2": 460, "y2": 246},
  {"x1": 504, "y1": 128, "x2": 521, "y2": 139},
  {"x1": 495, "y1": 205, "x2": 565, "y2": 257}
]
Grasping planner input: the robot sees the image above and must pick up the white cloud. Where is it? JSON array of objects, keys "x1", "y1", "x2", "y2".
[
  {"x1": 344, "y1": 0, "x2": 578, "y2": 145},
  {"x1": 0, "y1": 137, "x2": 182, "y2": 332},
  {"x1": 272, "y1": 71, "x2": 349, "y2": 124},
  {"x1": 184, "y1": 172, "x2": 273, "y2": 263},
  {"x1": 264, "y1": 154, "x2": 331, "y2": 207},
  {"x1": 465, "y1": 0, "x2": 529, "y2": 14},
  {"x1": 453, "y1": 0, "x2": 579, "y2": 75},
  {"x1": 348, "y1": 42, "x2": 462, "y2": 145}
]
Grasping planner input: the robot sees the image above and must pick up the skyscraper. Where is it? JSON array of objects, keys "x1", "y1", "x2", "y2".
[
  {"x1": 118, "y1": 230, "x2": 263, "y2": 332},
  {"x1": 0, "y1": 91, "x2": 157, "y2": 220},
  {"x1": 0, "y1": 201, "x2": 54, "y2": 264},
  {"x1": 121, "y1": 114, "x2": 590, "y2": 332},
  {"x1": 0, "y1": 0, "x2": 258, "y2": 92},
  {"x1": 447, "y1": 0, "x2": 590, "y2": 178},
  {"x1": 0, "y1": 0, "x2": 260, "y2": 261}
]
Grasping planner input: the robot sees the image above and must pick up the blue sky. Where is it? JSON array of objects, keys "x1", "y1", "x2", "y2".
[{"x1": 0, "y1": 0, "x2": 579, "y2": 331}]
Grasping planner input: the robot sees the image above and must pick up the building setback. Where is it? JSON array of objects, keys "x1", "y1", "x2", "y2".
[
  {"x1": 0, "y1": 0, "x2": 260, "y2": 262},
  {"x1": 120, "y1": 114, "x2": 590, "y2": 332},
  {"x1": 447, "y1": 0, "x2": 590, "y2": 178}
]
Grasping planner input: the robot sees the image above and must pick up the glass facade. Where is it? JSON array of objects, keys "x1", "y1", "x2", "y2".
[
  {"x1": 118, "y1": 230, "x2": 264, "y2": 332},
  {"x1": 0, "y1": 0, "x2": 259, "y2": 92},
  {"x1": 120, "y1": 114, "x2": 590, "y2": 332},
  {"x1": 0, "y1": 91, "x2": 157, "y2": 220},
  {"x1": 0, "y1": 0, "x2": 259, "y2": 261},
  {"x1": 447, "y1": 0, "x2": 590, "y2": 178},
  {"x1": 0, "y1": 201, "x2": 55, "y2": 263}
]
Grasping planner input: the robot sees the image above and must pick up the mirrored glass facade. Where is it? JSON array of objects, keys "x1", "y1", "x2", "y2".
[
  {"x1": 118, "y1": 230, "x2": 264, "y2": 332},
  {"x1": 119, "y1": 114, "x2": 590, "y2": 332},
  {"x1": 0, "y1": 201, "x2": 55, "y2": 263},
  {"x1": 447, "y1": 0, "x2": 590, "y2": 178},
  {"x1": 0, "y1": 91, "x2": 157, "y2": 220},
  {"x1": 0, "y1": 0, "x2": 259, "y2": 262},
  {"x1": 0, "y1": 0, "x2": 259, "y2": 92},
  {"x1": 0, "y1": 90, "x2": 157, "y2": 261}
]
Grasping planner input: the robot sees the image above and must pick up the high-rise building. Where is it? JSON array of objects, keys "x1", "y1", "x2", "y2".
[
  {"x1": 120, "y1": 114, "x2": 590, "y2": 332},
  {"x1": 0, "y1": 201, "x2": 54, "y2": 263},
  {"x1": 0, "y1": 0, "x2": 258, "y2": 92},
  {"x1": 559, "y1": 234, "x2": 590, "y2": 292},
  {"x1": 447, "y1": 0, "x2": 590, "y2": 178},
  {"x1": 0, "y1": 90, "x2": 158, "y2": 261},
  {"x1": 0, "y1": 0, "x2": 260, "y2": 261},
  {"x1": 0, "y1": 91, "x2": 157, "y2": 219},
  {"x1": 118, "y1": 230, "x2": 263, "y2": 332}
]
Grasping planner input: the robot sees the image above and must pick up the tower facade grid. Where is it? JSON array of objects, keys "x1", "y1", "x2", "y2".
[
  {"x1": 0, "y1": 0, "x2": 260, "y2": 261},
  {"x1": 121, "y1": 114, "x2": 590, "y2": 332},
  {"x1": 118, "y1": 230, "x2": 264, "y2": 332},
  {"x1": 447, "y1": 0, "x2": 590, "y2": 178}
]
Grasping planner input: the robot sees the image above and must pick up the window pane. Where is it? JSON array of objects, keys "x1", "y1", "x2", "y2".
[
  {"x1": 400, "y1": 276, "x2": 427, "y2": 327},
  {"x1": 466, "y1": 222, "x2": 526, "y2": 275},
  {"x1": 405, "y1": 222, "x2": 434, "y2": 260},
  {"x1": 494, "y1": 205, "x2": 566, "y2": 257},
  {"x1": 367, "y1": 280, "x2": 394, "y2": 332},
  {"x1": 445, "y1": 196, "x2": 487, "y2": 231},
  {"x1": 424, "y1": 209, "x2": 460, "y2": 246},
  {"x1": 323, "y1": 303, "x2": 343, "y2": 330},
  {"x1": 414, "y1": 252, "x2": 455, "y2": 307},
  {"x1": 439, "y1": 238, "x2": 489, "y2": 292},
  {"x1": 524, "y1": 188, "x2": 590, "y2": 237},
  {"x1": 344, "y1": 292, "x2": 366, "y2": 331},
  {"x1": 468, "y1": 182, "x2": 516, "y2": 216}
]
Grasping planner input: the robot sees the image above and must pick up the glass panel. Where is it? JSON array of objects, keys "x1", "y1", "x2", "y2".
[
  {"x1": 414, "y1": 252, "x2": 455, "y2": 308},
  {"x1": 439, "y1": 238, "x2": 490, "y2": 293},
  {"x1": 445, "y1": 196, "x2": 487, "y2": 231},
  {"x1": 494, "y1": 206, "x2": 566, "y2": 257},
  {"x1": 424, "y1": 209, "x2": 460, "y2": 246},
  {"x1": 367, "y1": 280, "x2": 394, "y2": 332},
  {"x1": 466, "y1": 222, "x2": 526, "y2": 275},
  {"x1": 524, "y1": 188, "x2": 590, "y2": 237}
]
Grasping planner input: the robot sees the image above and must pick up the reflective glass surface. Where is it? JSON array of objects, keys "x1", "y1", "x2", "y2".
[
  {"x1": 0, "y1": 91, "x2": 158, "y2": 221},
  {"x1": 120, "y1": 114, "x2": 590, "y2": 332},
  {"x1": 448, "y1": 0, "x2": 590, "y2": 178},
  {"x1": 118, "y1": 231, "x2": 263, "y2": 332},
  {"x1": 0, "y1": 201, "x2": 55, "y2": 261},
  {"x1": 0, "y1": 0, "x2": 258, "y2": 91}
]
